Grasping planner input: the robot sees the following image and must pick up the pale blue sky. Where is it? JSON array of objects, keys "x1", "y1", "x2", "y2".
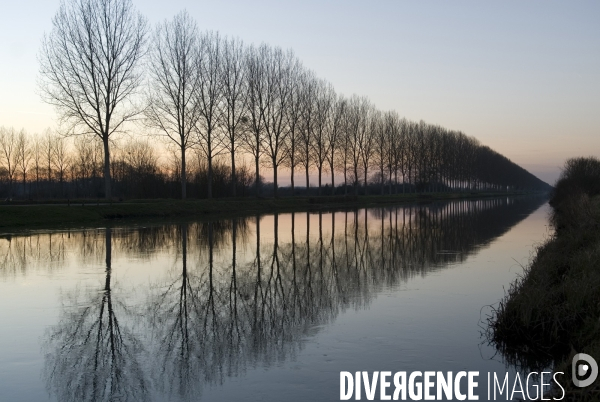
[{"x1": 1, "y1": 0, "x2": 599, "y2": 184}]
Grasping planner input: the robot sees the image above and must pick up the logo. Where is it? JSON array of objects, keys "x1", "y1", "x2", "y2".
[{"x1": 572, "y1": 353, "x2": 598, "y2": 388}]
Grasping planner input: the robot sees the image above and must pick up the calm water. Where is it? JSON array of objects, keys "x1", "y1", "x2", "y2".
[{"x1": 0, "y1": 197, "x2": 550, "y2": 401}]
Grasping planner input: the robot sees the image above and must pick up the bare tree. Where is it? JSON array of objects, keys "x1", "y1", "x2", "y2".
[
  {"x1": 243, "y1": 44, "x2": 268, "y2": 196},
  {"x1": 282, "y1": 58, "x2": 304, "y2": 195},
  {"x1": 15, "y1": 130, "x2": 32, "y2": 198},
  {"x1": 311, "y1": 80, "x2": 334, "y2": 195},
  {"x1": 52, "y1": 136, "x2": 71, "y2": 197},
  {"x1": 371, "y1": 110, "x2": 387, "y2": 195},
  {"x1": 358, "y1": 100, "x2": 375, "y2": 194},
  {"x1": 73, "y1": 136, "x2": 94, "y2": 196},
  {"x1": 414, "y1": 120, "x2": 430, "y2": 192},
  {"x1": 32, "y1": 135, "x2": 44, "y2": 198},
  {"x1": 411, "y1": 121, "x2": 423, "y2": 192},
  {"x1": 43, "y1": 130, "x2": 56, "y2": 196},
  {"x1": 336, "y1": 103, "x2": 352, "y2": 195},
  {"x1": 0, "y1": 127, "x2": 18, "y2": 199},
  {"x1": 384, "y1": 111, "x2": 400, "y2": 194},
  {"x1": 145, "y1": 10, "x2": 201, "y2": 199},
  {"x1": 262, "y1": 47, "x2": 295, "y2": 197},
  {"x1": 39, "y1": 0, "x2": 148, "y2": 199},
  {"x1": 220, "y1": 37, "x2": 248, "y2": 197},
  {"x1": 346, "y1": 95, "x2": 362, "y2": 195},
  {"x1": 325, "y1": 94, "x2": 346, "y2": 195},
  {"x1": 72, "y1": 134, "x2": 104, "y2": 198},
  {"x1": 196, "y1": 31, "x2": 224, "y2": 199},
  {"x1": 297, "y1": 71, "x2": 318, "y2": 194},
  {"x1": 403, "y1": 120, "x2": 418, "y2": 193},
  {"x1": 123, "y1": 139, "x2": 158, "y2": 173}
]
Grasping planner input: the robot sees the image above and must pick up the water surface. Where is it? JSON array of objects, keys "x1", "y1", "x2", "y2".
[{"x1": 0, "y1": 196, "x2": 550, "y2": 401}]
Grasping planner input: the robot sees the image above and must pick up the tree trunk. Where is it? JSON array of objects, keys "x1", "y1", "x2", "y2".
[
  {"x1": 231, "y1": 149, "x2": 236, "y2": 197},
  {"x1": 273, "y1": 164, "x2": 278, "y2": 198},
  {"x1": 181, "y1": 145, "x2": 187, "y2": 200},
  {"x1": 354, "y1": 166, "x2": 358, "y2": 196},
  {"x1": 330, "y1": 164, "x2": 335, "y2": 196},
  {"x1": 290, "y1": 142, "x2": 295, "y2": 196},
  {"x1": 255, "y1": 155, "x2": 260, "y2": 197},
  {"x1": 305, "y1": 166, "x2": 309, "y2": 196},
  {"x1": 364, "y1": 163, "x2": 368, "y2": 196},
  {"x1": 318, "y1": 166, "x2": 322, "y2": 196},
  {"x1": 344, "y1": 165, "x2": 347, "y2": 196},
  {"x1": 207, "y1": 155, "x2": 213, "y2": 199},
  {"x1": 103, "y1": 138, "x2": 111, "y2": 199},
  {"x1": 290, "y1": 161, "x2": 295, "y2": 196}
]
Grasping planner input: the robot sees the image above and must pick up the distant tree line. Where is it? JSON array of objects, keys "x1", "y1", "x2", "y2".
[
  {"x1": 1, "y1": 0, "x2": 550, "y2": 200},
  {"x1": 0, "y1": 126, "x2": 256, "y2": 199}
]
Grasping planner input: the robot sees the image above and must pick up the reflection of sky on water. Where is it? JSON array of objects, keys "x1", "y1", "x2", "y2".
[{"x1": 0, "y1": 196, "x2": 549, "y2": 401}]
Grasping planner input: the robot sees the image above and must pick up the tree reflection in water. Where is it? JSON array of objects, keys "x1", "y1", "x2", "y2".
[
  {"x1": 34, "y1": 196, "x2": 547, "y2": 401},
  {"x1": 43, "y1": 228, "x2": 148, "y2": 402}
]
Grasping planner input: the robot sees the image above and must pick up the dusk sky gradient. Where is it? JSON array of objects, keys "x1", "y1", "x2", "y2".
[{"x1": 1, "y1": 0, "x2": 598, "y2": 184}]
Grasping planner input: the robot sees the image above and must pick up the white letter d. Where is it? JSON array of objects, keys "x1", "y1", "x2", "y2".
[{"x1": 341, "y1": 372, "x2": 354, "y2": 400}]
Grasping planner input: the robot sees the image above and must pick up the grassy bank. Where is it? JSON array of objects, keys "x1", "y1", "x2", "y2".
[
  {"x1": 490, "y1": 158, "x2": 600, "y2": 400},
  {"x1": 0, "y1": 191, "x2": 528, "y2": 232}
]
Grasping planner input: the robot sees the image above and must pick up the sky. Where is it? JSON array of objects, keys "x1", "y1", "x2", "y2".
[{"x1": 1, "y1": 0, "x2": 599, "y2": 185}]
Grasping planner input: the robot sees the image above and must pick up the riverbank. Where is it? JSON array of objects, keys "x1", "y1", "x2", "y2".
[
  {"x1": 490, "y1": 159, "x2": 600, "y2": 400},
  {"x1": 0, "y1": 191, "x2": 536, "y2": 232}
]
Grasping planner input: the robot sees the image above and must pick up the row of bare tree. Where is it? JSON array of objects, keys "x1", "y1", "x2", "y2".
[{"x1": 29, "y1": 0, "x2": 549, "y2": 200}]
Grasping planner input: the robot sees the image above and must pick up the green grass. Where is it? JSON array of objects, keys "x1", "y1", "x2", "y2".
[
  {"x1": 0, "y1": 191, "x2": 525, "y2": 232},
  {"x1": 489, "y1": 195, "x2": 600, "y2": 400}
]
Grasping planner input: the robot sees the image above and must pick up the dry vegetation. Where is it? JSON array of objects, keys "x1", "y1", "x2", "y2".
[{"x1": 490, "y1": 157, "x2": 600, "y2": 400}]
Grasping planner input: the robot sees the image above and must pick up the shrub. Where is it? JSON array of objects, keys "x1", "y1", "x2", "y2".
[{"x1": 551, "y1": 157, "x2": 600, "y2": 207}]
